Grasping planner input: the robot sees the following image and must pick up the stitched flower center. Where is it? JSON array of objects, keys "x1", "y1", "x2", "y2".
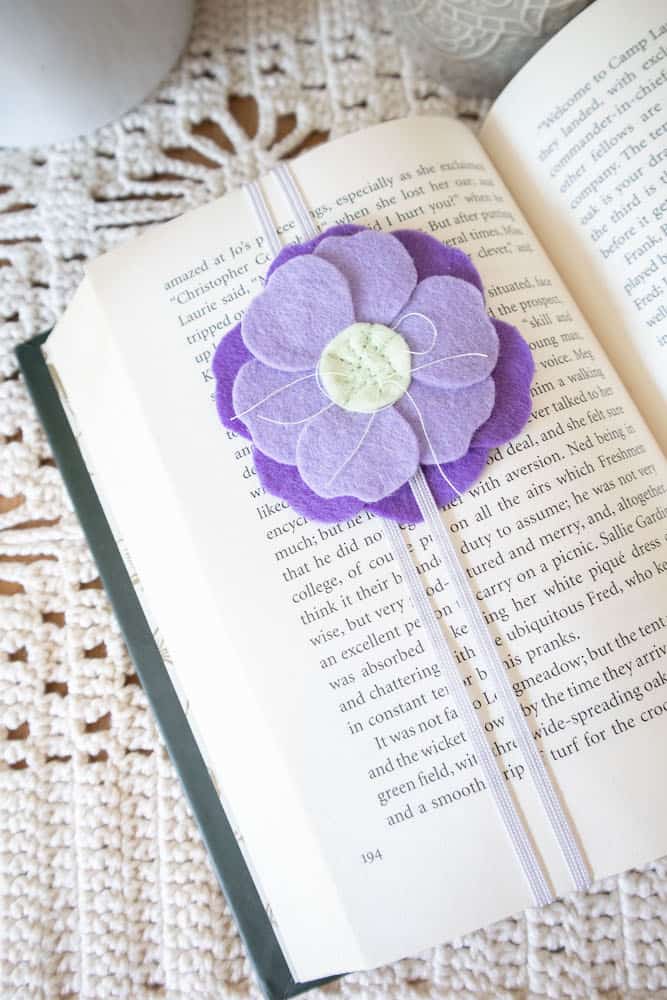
[{"x1": 318, "y1": 322, "x2": 411, "y2": 413}]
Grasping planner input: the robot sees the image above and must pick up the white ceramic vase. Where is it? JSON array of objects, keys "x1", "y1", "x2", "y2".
[
  {"x1": 388, "y1": 0, "x2": 591, "y2": 98},
  {"x1": 0, "y1": 0, "x2": 195, "y2": 148}
]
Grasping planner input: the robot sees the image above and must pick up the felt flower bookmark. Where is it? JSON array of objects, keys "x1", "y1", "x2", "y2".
[{"x1": 214, "y1": 164, "x2": 591, "y2": 904}]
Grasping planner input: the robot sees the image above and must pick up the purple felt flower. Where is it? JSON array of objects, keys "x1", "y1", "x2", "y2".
[{"x1": 213, "y1": 225, "x2": 534, "y2": 523}]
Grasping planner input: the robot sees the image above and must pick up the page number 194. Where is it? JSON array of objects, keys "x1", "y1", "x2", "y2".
[{"x1": 361, "y1": 849, "x2": 383, "y2": 864}]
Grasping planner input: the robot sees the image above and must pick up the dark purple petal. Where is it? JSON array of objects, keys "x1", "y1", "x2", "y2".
[
  {"x1": 242, "y1": 255, "x2": 354, "y2": 371},
  {"x1": 368, "y1": 448, "x2": 490, "y2": 522},
  {"x1": 314, "y1": 230, "x2": 417, "y2": 324},
  {"x1": 296, "y1": 405, "x2": 420, "y2": 502},
  {"x1": 266, "y1": 224, "x2": 365, "y2": 280},
  {"x1": 392, "y1": 230, "x2": 483, "y2": 295},
  {"x1": 367, "y1": 483, "x2": 421, "y2": 523},
  {"x1": 233, "y1": 360, "x2": 328, "y2": 464},
  {"x1": 472, "y1": 320, "x2": 534, "y2": 448},
  {"x1": 254, "y1": 448, "x2": 364, "y2": 522},
  {"x1": 395, "y1": 377, "x2": 495, "y2": 464},
  {"x1": 213, "y1": 322, "x2": 252, "y2": 439},
  {"x1": 425, "y1": 449, "x2": 490, "y2": 508},
  {"x1": 401, "y1": 276, "x2": 499, "y2": 388}
]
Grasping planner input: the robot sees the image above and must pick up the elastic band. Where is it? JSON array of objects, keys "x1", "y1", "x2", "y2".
[
  {"x1": 408, "y1": 469, "x2": 591, "y2": 893},
  {"x1": 382, "y1": 515, "x2": 554, "y2": 906},
  {"x1": 242, "y1": 160, "x2": 591, "y2": 906},
  {"x1": 273, "y1": 162, "x2": 319, "y2": 241},
  {"x1": 244, "y1": 179, "x2": 283, "y2": 258}
]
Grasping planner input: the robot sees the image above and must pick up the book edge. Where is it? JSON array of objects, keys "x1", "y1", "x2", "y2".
[{"x1": 17, "y1": 331, "x2": 339, "y2": 1000}]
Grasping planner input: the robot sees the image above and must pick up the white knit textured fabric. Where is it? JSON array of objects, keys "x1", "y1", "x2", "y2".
[{"x1": 2, "y1": 2, "x2": 667, "y2": 997}]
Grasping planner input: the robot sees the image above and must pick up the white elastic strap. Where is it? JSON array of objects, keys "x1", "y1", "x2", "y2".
[
  {"x1": 409, "y1": 469, "x2": 591, "y2": 893},
  {"x1": 383, "y1": 516, "x2": 554, "y2": 907},
  {"x1": 245, "y1": 179, "x2": 283, "y2": 258},
  {"x1": 244, "y1": 161, "x2": 589, "y2": 904},
  {"x1": 272, "y1": 162, "x2": 319, "y2": 241}
]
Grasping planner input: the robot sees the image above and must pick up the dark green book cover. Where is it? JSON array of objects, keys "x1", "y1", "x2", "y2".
[{"x1": 17, "y1": 332, "x2": 338, "y2": 1000}]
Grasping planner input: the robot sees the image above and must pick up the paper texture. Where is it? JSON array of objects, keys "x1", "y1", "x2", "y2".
[{"x1": 482, "y1": 0, "x2": 667, "y2": 450}]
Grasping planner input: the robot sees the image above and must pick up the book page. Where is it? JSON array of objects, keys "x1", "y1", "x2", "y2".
[
  {"x1": 481, "y1": 0, "x2": 667, "y2": 450},
  {"x1": 43, "y1": 275, "x2": 363, "y2": 978},
  {"x1": 48, "y1": 116, "x2": 667, "y2": 981}
]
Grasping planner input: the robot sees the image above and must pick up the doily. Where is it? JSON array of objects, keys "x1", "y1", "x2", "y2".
[{"x1": 1, "y1": 1, "x2": 666, "y2": 997}]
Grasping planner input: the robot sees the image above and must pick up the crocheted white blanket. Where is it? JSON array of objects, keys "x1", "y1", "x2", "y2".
[{"x1": 1, "y1": 1, "x2": 666, "y2": 997}]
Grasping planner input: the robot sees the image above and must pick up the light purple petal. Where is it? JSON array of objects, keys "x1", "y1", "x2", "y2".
[
  {"x1": 254, "y1": 448, "x2": 364, "y2": 523},
  {"x1": 472, "y1": 319, "x2": 534, "y2": 448},
  {"x1": 242, "y1": 255, "x2": 354, "y2": 371},
  {"x1": 399, "y1": 276, "x2": 498, "y2": 388},
  {"x1": 395, "y1": 378, "x2": 495, "y2": 465},
  {"x1": 266, "y1": 224, "x2": 366, "y2": 281},
  {"x1": 296, "y1": 405, "x2": 420, "y2": 502},
  {"x1": 232, "y1": 360, "x2": 328, "y2": 464},
  {"x1": 314, "y1": 230, "x2": 417, "y2": 325}
]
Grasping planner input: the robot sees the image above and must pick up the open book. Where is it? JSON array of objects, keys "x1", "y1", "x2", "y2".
[{"x1": 22, "y1": 0, "x2": 667, "y2": 993}]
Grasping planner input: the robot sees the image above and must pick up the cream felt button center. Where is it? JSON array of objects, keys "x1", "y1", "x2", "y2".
[{"x1": 317, "y1": 322, "x2": 411, "y2": 413}]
